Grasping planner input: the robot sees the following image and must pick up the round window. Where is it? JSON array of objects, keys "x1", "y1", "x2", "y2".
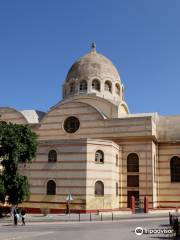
[{"x1": 64, "y1": 116, "x2": 80, "y2": 133}]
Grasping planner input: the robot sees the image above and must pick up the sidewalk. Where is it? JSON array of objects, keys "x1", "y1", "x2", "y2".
[{"x1": 0, "y1": 211, "x2": 172, "y2": 224}]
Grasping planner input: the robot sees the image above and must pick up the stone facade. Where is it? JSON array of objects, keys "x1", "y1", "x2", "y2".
[{"x1": 0, "y1": 44, "x2": 180, "y2": 212}]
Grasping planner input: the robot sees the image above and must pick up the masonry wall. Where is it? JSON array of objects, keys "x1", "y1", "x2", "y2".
[
  {"x1": 158, "y1": 143, "x2": 180, "y2": 208},
  {"x1": 0, "y1": 102, "x2": 156, "y2": 212},
  {"x1": 19, "y1": 139, "x2": 87, "y2": 212},
  {"x1": 117, "y1": 140, "x2": 154, "y2": 209},
  {"x1": 86, "y1": 139, "x2": 120, "y2": 211}
]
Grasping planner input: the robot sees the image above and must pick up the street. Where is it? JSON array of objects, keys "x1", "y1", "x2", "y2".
[{"x1": 0, "y1": 216, "x2": 175, "y2": 240}]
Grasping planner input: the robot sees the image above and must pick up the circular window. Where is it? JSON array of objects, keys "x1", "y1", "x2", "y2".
[{"x1": 64, "y1": 116, "x2": 80, "y2": 133}]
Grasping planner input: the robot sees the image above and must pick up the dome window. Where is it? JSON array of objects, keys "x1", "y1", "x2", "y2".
[
  {"x1": 104, "y1": 81, "x2": 112, "y2": 92},
  {"x1": 92, "y1": 79, "x2": 100, "y2": 91},
  {"x1": 69, "y1": 82, "x2": 75, "y2": 95},
  {"x1": 115, "y1": 83, "x2": 120, "y2": 95},
  {"x1": 79, "y1": 80, "x2": 87, "y2": 92},
  {"x1": 64, "y1": 116, "x2": 80, "y2": 133}
]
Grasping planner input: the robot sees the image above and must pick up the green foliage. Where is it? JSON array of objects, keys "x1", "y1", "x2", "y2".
[
  {"x1": 0, "y1": 121, "x2": 37, "y2": 164},
  {"x1": 0, "y1": 121, "x2": 38, "y2": 205},
  {"x1": 5, "y1": 174, "x2": 30, "y2": 205},
  {"x1": 0, "y1": 176, "x2": 5, "y2": 203}
]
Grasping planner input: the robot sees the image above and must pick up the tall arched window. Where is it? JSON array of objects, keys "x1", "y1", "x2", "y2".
[
  {"x1": 115, "y1": 83, "x2": 120, "y2": 95},
  {"x1": 48, "y1": 150, "x2": 57, "y2": 163},
  {"x1": 127, "y1": 153, "x2": 139, "y2": 172},
  {"x1": 69, "y1": 82, "x2": 75, "y2": 94},
  {"x1": 92, "y1": 79, "x2": 100, "y2": 91},
  {"x1": 47, "y1": 180, "x2": 56, "y2": 195},
  {"x1": 95, "y1": 181, "x2": 104, "y2": 196},
  {"x1": 104, "y1": 81, "x2": 112, "y2": 92},
  {"x1": 79, "y1": 80, "x2": 87, "y2": 92},
  {"x1": 170, "y1": 156, "x2": 180, "y2": 182},
  {"x1": 95, "y1": 150, "x2": 104, "y2": 163}
]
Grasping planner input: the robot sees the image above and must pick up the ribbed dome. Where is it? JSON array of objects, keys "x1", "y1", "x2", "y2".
[{"x1": 65, "y1": 45, "x2": 121, "y2": 83}]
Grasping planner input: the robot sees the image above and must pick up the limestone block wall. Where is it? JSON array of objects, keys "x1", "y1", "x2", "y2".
[
  {"x1": 85, "y1": 139, "x2": 120, "y2": 210},
  {"x1": 115, "y1": 140, "x2": 154, "y2": 209},
  {"x1": 158, "y1": 143, "x2": 180, "y2": 208},
  {"x1": 157, "y1": 116, "x2": 180, "y2": 141},
  {"x1": 19, "y1": 139, "x2": 88, "y2": 211},
  {"x1": 0, "y1": 102, "x2": 162, "y2": 212},
  {"x1": 36, "y1": 101, "x2": 154, "y2": 141}
]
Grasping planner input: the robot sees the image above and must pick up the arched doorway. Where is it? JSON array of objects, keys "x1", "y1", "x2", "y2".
[{"x1": 127, "y1": 153, "x2": 140, "y2": 210}]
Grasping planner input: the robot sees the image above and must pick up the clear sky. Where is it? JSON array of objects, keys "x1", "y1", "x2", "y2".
[{"x1": 0, "y1": 0, "x2": 180, "y2": 115}]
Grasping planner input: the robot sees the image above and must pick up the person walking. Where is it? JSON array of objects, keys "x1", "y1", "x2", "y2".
[
  {"x1": 20, "y1": 209, "x2": 26, "y2": 225},
  {"x1": 13, "y1": 207, "x2": 18, "y2": 226}
]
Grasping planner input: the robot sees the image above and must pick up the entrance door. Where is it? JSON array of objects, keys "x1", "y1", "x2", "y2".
[{"x1": 127, "y1": 191, "x2": 139, "y2": 208}]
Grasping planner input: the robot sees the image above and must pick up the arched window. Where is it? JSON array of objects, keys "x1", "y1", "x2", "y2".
[
  {"x1": 48, "y1": 150, "x2": 57, "y2": 163},
  {"x1": 170, "y1": 156, "x2": 180, "y2": 182},
  {"x1": 127, "y1": 153, "x2": 139, "y2": 172},
  {"x1": 79, "y1": 80, "x2": 87, "y2": 92},
  {"x1": 95, "y1": 150, "x2": 104, "y2": 163},
  {"x1": 69, "y1": 82, "x2": 75, "y2": 94},
  {"x1": 116, "y1": 182, "x2": 118, "y2": 196},
  {"x1": 95, "y1": 181, "x2": 104, "y2": 196},
  {"x1": 47, "y1": 180, "x2": 56, "y2": 195},
  {"x1": 115, "y1": 83, "x2": 120, "y2": 95},
  {"x1": 104, "y1": 81, "x2": 112, "y2": 92},
  {"x1": 92, "y1": 79, "x2": 100, "y2": 91}
]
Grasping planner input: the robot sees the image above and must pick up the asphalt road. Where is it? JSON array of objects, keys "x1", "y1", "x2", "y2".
[{"x1": 0, "y1": 217, "x2": 176, "y2": 240}]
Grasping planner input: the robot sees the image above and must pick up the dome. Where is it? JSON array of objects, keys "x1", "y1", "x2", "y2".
[
  {"x1": 65, "y1": 44, "x2": 121, "y2": 83},
  {"x1": 63, "y1": 43, "x2": 124, "y2": 104}
]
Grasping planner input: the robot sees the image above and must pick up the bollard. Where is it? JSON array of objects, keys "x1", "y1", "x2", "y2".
[
  {"x1": 130, "y1": 196, "x2": 135, "y2": 214},
  {"x1": 90, "y1": 212, "x2": 92, "y2": 222},
  {"x1": 112, "y1": 212, "x2": 114, "y2": 221},
  {"x1": 78, "y1": 213, "x2": 80, "y2": 222},
  {"x1": 101, "y1": 213, "x2": 102, "y2": 221},
  {"x1": 169, "y1": 212, "x2": 172, "y2": 226},
  {"x1": 144, "y1": 196, "x2": 149, "y2": 213}
]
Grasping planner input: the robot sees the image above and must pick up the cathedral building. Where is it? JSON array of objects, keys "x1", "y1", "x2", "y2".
[{"x1": 0, "y1": 43, "x2": 180, "y2": 213}]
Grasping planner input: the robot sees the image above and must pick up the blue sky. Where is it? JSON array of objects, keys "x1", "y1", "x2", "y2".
[{"x1": 0, "y1": 0, "x2": 180, "y2": 115}]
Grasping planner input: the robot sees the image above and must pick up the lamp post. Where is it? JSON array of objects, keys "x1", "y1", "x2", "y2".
[{"x1": 66, "y1": 194, "x2": 73, "y2": 215}]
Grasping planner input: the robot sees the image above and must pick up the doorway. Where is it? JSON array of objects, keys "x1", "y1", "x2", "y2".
[{"x1": 127, "y1": 191, "x2": 139, "y2": 208}]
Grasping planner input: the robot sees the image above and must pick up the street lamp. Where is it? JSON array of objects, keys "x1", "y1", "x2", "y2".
[{"x1": 66, "y1": 194, "x2": 73, "y2": 215}]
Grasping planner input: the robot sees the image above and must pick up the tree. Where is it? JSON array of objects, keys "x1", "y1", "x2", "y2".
[
  {"x1": 0, "y1": 121, "x2": 38, "y2": 205},
  {"x1": 0, "y1": 176, "x2": 5, "y2": 203}
]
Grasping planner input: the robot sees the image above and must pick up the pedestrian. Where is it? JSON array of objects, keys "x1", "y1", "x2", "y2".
[
  {"x1": 13, "y1": 207, "x2": 18, "y2": 226},
  {"x1": 20, "y1": 208, "x2": 26, "y2": 225}
]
